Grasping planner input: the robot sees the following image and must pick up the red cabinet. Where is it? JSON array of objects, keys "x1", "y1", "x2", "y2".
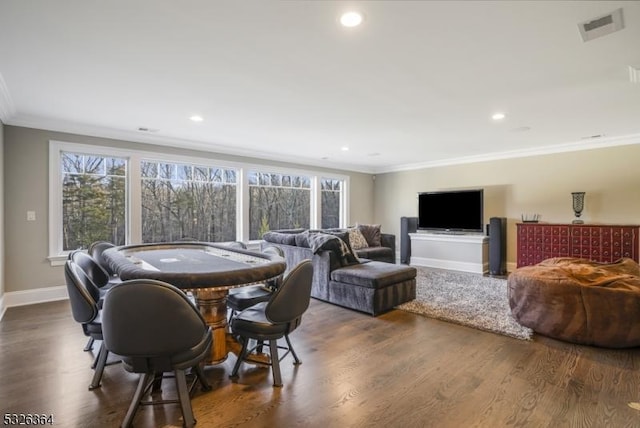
[{"x1": 516, "y1": 223, "x2": 639, "y2": 267}]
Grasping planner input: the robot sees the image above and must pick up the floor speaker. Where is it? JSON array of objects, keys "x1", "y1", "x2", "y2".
[
  {"x1": 400, "y1": 217, "x2": 418, "y2": 264},
  {"x1": 489, "y1": 217, "x2": 507, "y2": 275}
]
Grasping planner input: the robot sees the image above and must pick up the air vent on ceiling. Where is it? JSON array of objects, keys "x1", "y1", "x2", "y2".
[
  {"x1": 137, "y1": 127, "x2": 159, "y2": 133},
  {"x1": 578, "y1": 8, "x2": 624, "y2": 42}
]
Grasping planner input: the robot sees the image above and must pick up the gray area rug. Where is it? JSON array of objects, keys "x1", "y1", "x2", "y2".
[{"x1": 397, "y1": 267, "x2": 533, "y2": 340}]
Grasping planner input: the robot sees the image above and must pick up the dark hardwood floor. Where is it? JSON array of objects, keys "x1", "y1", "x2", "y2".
[{"x1": 2, "y1": 298, "x2": 640, "y2": 427}]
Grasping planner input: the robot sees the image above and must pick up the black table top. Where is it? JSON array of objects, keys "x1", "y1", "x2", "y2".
[{"x1": 103, "y1": 242, "x2": 286, "y2": 290}]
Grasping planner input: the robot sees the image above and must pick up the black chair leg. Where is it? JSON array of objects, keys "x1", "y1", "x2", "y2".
[
  {"x1": 151, "y1": 371, "x2": 163, "y2": 394},
  {"x1": 175, "y1": 369, "x2": 196, "y2": 428},
  {"x1": 285, "y1": 334, "x2": 301, "y2": 365},
  {"x1": 89, "y1": 342, "x2": 108, "y2": 390},
  {"x1": 91, "y1": 349, "x2": 99, "y2": 369},
  {"x1": 122, "y1": 372, "x2": 154, "y2": 428},
  {"x1": 84, "y1": 337, "x2": 95, "y2": 352},
  {"x1": 269, "y1": 340, "x2": 282, "y2": 387},
  {"x1": 230, "y1": 338, "x2": 250, "y2": 379},
  {"x1": 193, "y1": 364, "x2": 211, "y2": 391}
]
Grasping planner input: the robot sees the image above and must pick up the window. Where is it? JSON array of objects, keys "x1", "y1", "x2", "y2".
[
  {"x1": 60, "y1": 151, "x2": 127, "y2": 251},
  {"x1": 320, "y1": 178, "x2": 343, "y2": 229},
  {"x1": 140, "y1": 161, "x2": 237, "y2": 242},
  {"x1": 49, "y1": 141, "x2": 349, "y2": 264},
  {"x1": 248, "y1": 170, "x2": 311, "y2": 239}
]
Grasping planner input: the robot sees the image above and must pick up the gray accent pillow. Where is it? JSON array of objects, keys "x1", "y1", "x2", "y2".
[{"x1": 357, "y1": 223, "x2": 382, "y2": 247}]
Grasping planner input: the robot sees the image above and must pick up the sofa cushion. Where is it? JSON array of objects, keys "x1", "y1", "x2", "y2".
[
  {"x1": 294, "y1": 232, "x2": 310, "y2": 247},
  {"x1": 357, "y1": 223, "x2": 382, "y2": 247},
  {"x1": 271, "y1": 228, "x2": 306, "y2": 234},
  {"x1": 262, "y1": 231, "x2": 297, "y2": 246},
  {"x1": 355, "y1": 246, "x2": 394, "y2": 262},
  {"x1": 331, "y1": 262, "x2": 416, "y2": 289}
]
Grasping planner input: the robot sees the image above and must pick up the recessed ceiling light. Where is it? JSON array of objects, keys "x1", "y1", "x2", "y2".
[
  {"x1": 190, "y1": 115, "x2": 203, "y2": 122},
  {"x1": 340, "y1": 11, "x2": 363, "y2": 28},
  {"x1": 341, "y1": 146, "x2": 349, "y2": 151},
  {"x1": 492, "y1": 112, "x2": 506, "y2": 121}
]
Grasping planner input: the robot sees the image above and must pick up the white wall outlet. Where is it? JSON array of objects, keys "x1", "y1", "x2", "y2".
[{"x1": 27, "y1": 211, "x2": 36, "y2": 221}]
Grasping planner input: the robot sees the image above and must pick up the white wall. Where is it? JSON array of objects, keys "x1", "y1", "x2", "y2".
[{"x1": 374, "y1": 144, "x2": 640, "y2": 271}]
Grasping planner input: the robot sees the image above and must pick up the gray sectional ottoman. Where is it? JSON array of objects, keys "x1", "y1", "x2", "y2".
[{"x1": 329, "y1": 261, "x2": 417, "y2": 315}]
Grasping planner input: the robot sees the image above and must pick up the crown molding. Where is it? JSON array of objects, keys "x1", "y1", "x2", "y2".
[
  {"x1": 0, "y1": 73, "x2": 16, "y2": 123},
  {"x1": 7, "y1": 111, "x2": 639, "y2": 176},
  {"x1": 375, "y1": 133, "x2": 640, "y2": 174},
  {"x1": 5, "y1": 114, "x2": 376, "y2": 174}
]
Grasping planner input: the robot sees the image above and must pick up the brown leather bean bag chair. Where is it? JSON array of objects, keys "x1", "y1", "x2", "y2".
[{"x1": 508, "y1": 257, "x2": 640, "y2": 348}]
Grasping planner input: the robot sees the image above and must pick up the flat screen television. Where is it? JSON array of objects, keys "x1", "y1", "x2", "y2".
[{"x1": 417, "y1": 189, "x2": 484, "y2": 233}]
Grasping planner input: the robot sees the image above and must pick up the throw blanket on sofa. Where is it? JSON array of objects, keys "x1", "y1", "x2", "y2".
[{"x1": 307, "y1": 232, "x2": 359, "y2": 267}]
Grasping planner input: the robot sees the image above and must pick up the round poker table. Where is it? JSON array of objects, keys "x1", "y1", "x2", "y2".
[{"x1": 103, "y1": 242, "x2": 286, "y2": 364}]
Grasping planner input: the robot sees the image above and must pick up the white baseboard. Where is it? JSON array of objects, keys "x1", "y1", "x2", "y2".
[
  {"x1": 405, "y1": 259, "x2": 518, "y2": 275},
  {"x1": 411, "y1": 256, "x2": 488, "y2": 274},
  {"x1": 0, "y1": 294, "x2": 6, "y2": 322},
  {"x1": 0, "y1": 286, "x2": 68, "y2": 320}
]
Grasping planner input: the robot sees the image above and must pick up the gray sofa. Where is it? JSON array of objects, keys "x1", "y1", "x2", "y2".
[
  {"x1": 262, "y1": 228, "x2": 396, "y2": 263},
  {"x1": 262, "y1": 229, "x2": 416, "y2": 316}
]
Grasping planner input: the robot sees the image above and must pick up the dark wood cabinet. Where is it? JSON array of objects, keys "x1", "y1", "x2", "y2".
[{"x1": 516, "y1": 223, "x2": 639, "y2": 267}]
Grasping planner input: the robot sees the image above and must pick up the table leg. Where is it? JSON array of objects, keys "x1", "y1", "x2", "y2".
[
  {"x1": 192, "y1": 289, "x2": 230, "y2": 364},
  {"x1": 192, "y1": 288, "x2": 270, "y2": 366}
]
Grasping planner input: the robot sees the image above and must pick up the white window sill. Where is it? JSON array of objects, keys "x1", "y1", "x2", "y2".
[{"x1": 48, "y1": 255, "x2": 68, "y2": 267}]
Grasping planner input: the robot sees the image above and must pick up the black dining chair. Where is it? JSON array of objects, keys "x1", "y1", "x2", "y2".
[
  {"x1": 70, "y1": 250, "x2": 121, "y2": 293},
  {"x1": 101, "y1": 279, "x2": 212, "y2": 428},
  {"x1": 229, "y1": 259, "x2": 313, "y2": 387},
  {"x1": 64, "y1": 260, "x2": 110, "y2": 390},
  {"x1": 70, "y1": 250, "x2": 122, "y2": 351},
  {"x1": 226, "y1": 245, "x2": 285, "y2": 321},
  {"x1": 88, "y1": 240, "x2": 119, "y2": 277}
]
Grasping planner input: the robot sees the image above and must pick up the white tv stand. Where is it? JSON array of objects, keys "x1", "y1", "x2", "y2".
[{"x1": 409, "y1": 232, "x2": 489, "y2": 274}]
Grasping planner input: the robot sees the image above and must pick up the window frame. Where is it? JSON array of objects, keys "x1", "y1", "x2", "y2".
[
  {"x1": 49, "y1": 141, "x2": 135, "y2": 265},
  {"x1": 246, "y1": 167, "x2": 313, "y2": 238},
  {"x1": 48, "y1": 140, "x2": 350, "y2": 265},
  {"x1": 138, "y1": 158, "x2": 240, "y2": 243},
  {"x1": 320, "y1": 176, "x2": 348, "y2": 229}
]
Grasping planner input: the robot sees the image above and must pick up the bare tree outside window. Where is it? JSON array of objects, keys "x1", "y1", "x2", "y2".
[
  {"x1": 141, "y1": 161, "x2": 237, "y2": 242},
  {"x1": 61, "y1": 152, "x2": 126, "y2": 250},
  {"x1": 321, "y1": 178, "x2": 342, "y2": 229},
  {"x1": 52, "y1": 142, "x2": 350, "y2": 257},
  {"x1": 248, "y1": 171, "x2": 311, "y2": 239}
]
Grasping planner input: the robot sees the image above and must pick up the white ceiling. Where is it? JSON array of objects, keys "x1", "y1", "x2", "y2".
[{"x1": 0, "y1": 1, "x2": 639, "y2": 173}]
